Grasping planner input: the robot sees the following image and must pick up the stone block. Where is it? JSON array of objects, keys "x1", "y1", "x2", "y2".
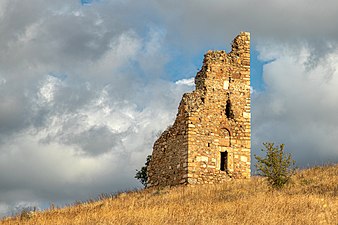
[
  {"x1": 240, "y1": 156, "x2": 248, "y2": 162},
  {"x1": 196, "y1": 156, "x2": 208, "y2": 162},
  {"x1": 243, "y1": 112, "x2": 250, "y2": 119},
  {"x1": 187, "y1": 178, "x2": 197, "y2": 184}
]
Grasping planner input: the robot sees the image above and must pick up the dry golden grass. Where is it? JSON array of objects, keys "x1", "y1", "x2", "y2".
[{"x1": 1, "y1": 164, "x2": 337, "y2": 225}]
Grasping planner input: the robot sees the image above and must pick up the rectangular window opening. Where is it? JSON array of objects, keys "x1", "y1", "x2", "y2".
[{"x1": 220, "y1": 151, "x2": 228, "y2": 171}]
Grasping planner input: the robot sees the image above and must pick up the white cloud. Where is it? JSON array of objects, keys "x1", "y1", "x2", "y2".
[
  {"x1": 0, "y1": 3, "x2": 194, "y2": 213},
  {"x1": 252, "y1": 44, "x2": 338, "y2": 166},
  {"x1": 175, "y1": 77, "x2": 195, "y2": 86},
  {"x1": 37, "y1": 75, "x2": 62, "y2": 104}
]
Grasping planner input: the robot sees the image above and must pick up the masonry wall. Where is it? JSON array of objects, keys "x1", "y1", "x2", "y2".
[
  {"x1": 147, "y1": 105, "x2": 189, "y2": 187},
  {"x1": 147, "y1": 32, "x2": 250, "y2": 188}
]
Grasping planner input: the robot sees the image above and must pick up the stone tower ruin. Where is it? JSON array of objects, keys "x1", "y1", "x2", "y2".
[{"x1": 148, "y1": 32, "x2": 251, "y2": 187}]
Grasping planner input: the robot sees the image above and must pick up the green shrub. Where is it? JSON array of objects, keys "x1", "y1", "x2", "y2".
[
  {"x1": 135, "y1": 155, "x2": 152, "y2": 187},
  {"x1": 19, "y1": 207, "x2": 37, "y2": 220},
  {"x1": 255, "y1": 142, "x2": 296, "y2": 189}
]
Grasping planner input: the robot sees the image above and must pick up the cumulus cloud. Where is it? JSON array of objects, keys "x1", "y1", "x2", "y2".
[
  {"x1": 0, "y1": 0, "x2": 196, "y2": 217},
  {"x1": 252, "y1": 44, "x2": 338, "y2": 167}
]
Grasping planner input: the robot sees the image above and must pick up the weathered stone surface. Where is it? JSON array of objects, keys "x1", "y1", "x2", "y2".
[{"x1": 147, "y1": 32, "x2": 251, "y2": 188}]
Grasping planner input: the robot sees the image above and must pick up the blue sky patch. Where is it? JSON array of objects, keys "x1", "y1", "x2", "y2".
[
  {"x1": 81, "y1": 0, "x2": 93, "y2": 5},
  {"x1": 251, "y1": 48, "x2": 276, "y2": 91},
  {"x1": 48, "y1": 72, "x2": 68, "y2": 81}
]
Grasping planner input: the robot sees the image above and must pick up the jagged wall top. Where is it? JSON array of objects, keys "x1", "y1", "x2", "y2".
[{"x1": 195, "y1": 32, "x2": 250, "y2": 91}]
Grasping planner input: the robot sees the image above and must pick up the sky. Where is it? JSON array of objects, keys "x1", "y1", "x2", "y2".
[{"x1": 1, "y1": 0, "x2": 338, "y2": 217}]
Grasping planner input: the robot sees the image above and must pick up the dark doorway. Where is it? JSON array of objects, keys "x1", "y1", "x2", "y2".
[{"x1": 220, "y1": 151, "x2": 228, "y2": 171}]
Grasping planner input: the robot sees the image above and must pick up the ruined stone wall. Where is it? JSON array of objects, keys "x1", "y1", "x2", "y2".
[
  {"x1": 148, "y1": 32, "x2": 250, "y2": 188},
  {"x1": 147, "y1": 106, "x2": 189, "y2": 187}
]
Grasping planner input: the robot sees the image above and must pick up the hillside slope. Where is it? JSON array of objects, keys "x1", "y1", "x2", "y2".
[{"x1": 1, "y1": 164, "x2": 337, "y2": 225}]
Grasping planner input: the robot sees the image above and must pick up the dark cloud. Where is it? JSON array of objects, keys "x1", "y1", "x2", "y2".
[
  {"x1": 0, "y1": 95, "x2": 27, "y2": 136},
  {"x1": 60, "y1": 125, "x2": 122, "y2": 156},
  {"x1": 151, "y1": 0, "x2": 338, "y2": 43}
]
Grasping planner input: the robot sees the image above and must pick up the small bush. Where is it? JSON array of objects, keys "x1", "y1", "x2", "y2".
[
  {"x1": 255, "y1": 142, "x2": 296, "y2": 189},
  {"x1": 135, "y1": 155, "x2": 152, "y2": 187},
  {"x1": 19, "y1": 207, "x2": 37, "y2": 220}
]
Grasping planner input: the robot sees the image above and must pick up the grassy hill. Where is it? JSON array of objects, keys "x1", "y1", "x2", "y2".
[{"x1": 1, "y1": 164, "x2": 337, "y2": 225}]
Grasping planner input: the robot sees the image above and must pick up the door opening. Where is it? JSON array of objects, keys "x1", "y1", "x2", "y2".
[{"x1": 220, "y1": 151, "x2": 228, "y2": 171}]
